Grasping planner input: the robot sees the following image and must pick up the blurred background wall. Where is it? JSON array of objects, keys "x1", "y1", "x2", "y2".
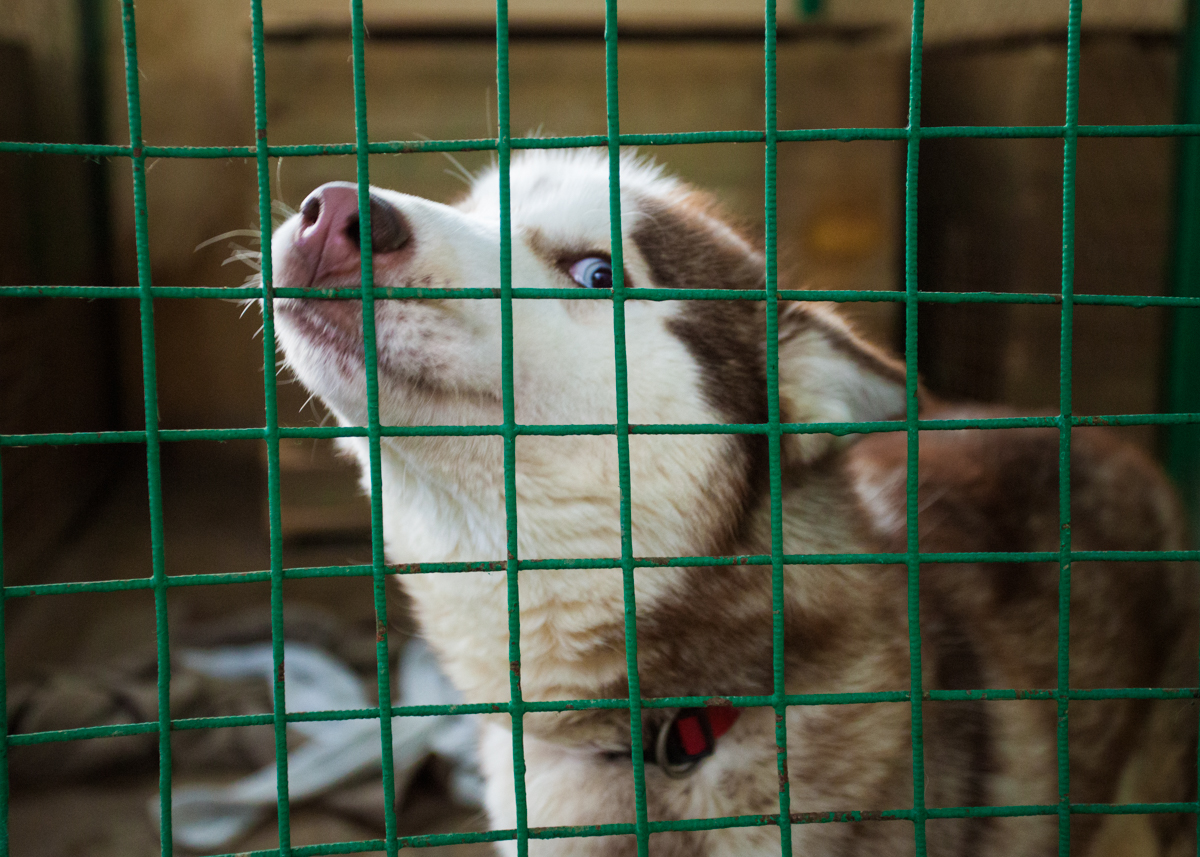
[
  {"x1": 0, "y1": 0, "x2": 1187, "y2": 578},
  {"x1": 0, "y1": 0, "x2": 1186, "y2": 578}
]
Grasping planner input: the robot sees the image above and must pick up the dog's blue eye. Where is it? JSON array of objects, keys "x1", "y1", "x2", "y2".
[{"x1": 568, "y1": 257, "x2": 613, "y2": 289}]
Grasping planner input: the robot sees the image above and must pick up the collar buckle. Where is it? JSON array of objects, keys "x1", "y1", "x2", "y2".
[{"x1": 651, "y1": 706, "x2": 740, "y2": 779}]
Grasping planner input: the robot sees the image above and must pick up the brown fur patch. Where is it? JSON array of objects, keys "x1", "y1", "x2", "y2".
[
  {"x1": 849, "y1": 404, "x2": 1196, "y2": 854},
  {"x1": 522, "y1": 225, "x2": 605, "y2": 273},
  {"x1": 632, "y1": 195, "x2": 770, "y2": 557}
]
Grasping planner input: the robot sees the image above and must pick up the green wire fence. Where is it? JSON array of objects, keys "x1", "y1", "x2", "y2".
[{"x1": 3, "y1": 1, "x2": 1200, "y2": 856}]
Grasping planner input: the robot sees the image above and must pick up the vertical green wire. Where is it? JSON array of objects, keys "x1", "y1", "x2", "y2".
[
  {"x1": 248, "y1": 0, "x2": 292, "y2": 853},
  {"x1": 762, "y1": 1, "x2": 792, "y2": 853},
  {"x1": 602, "y1": 3, "x2": 651, "y2": 854},
  {"x1": 1058, "y1": 1, "x2": 1082, "y2": 854},
  {"x1": 1170, "y1": 54, "x2": 1200, "y2": 845},
  {"x1": 1165, "y1": 0, "x2": 1200, "y2": 534},
  {"x1": 76, "y1": 0, "x2": 113, "y2": 297},
  {"x1": 0, "y1": 453, "x2": 8, "y2": 857},
  {"x1": 346, "y1": 3, "x2": 402, "y2": 854},
  {"x1": 117, "y1": 2, "x2": 174, "y2": 854},
  {"x1": 903, "y1": 1, "x2": 927, "y2": 854},
  {"x1": 495, "y1": 3, "x2": 531, "y2": 854}
]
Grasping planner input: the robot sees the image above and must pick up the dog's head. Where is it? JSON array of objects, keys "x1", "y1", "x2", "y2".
[{"x1": 271, "y1": 150, "x2": 905, "y2": 557}]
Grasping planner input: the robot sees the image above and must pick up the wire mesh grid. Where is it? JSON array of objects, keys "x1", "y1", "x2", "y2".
[{"x1": 3, "y1": 0, "x2": 1200, "y2": 856}]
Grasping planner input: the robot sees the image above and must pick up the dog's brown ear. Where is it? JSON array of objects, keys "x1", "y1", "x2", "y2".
[{"x1": 775, "y1": 302, "x2": 908, "y2": 463}]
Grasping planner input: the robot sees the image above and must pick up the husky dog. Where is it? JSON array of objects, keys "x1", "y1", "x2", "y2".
[{"x1": 270, "y1": 150, "x2": 1196, "y2": 856}]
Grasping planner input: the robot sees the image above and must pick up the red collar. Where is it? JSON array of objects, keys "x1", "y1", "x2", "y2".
[{"x1": 649, "y1": 706, "x2": 741, "y2": 776}]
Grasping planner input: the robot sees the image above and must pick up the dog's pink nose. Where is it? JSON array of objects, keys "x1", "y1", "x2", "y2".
[{"x1": 292, "y1": 181, "x2": 411, "y2": 283}]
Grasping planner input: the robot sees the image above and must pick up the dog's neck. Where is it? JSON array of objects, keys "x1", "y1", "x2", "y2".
[
  {"x1": 372, "y1": 434, "x2": 880, "y2": 705},
  {"x1": 369, "y1": 436, "x2": 876, "y2": 566}
]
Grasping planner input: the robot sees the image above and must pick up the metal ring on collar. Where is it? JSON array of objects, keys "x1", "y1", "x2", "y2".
[{"x1": 654, "y1": 709, "x2": 701, "y2": 779}]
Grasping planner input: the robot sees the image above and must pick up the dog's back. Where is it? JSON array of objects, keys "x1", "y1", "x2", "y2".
[{"x1": 852, "y1": 407, "x2": 1198, "y2": 856}]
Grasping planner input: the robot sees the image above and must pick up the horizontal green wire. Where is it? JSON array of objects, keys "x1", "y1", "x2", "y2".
[
  {"x1": 4, "y1": 123, "x2": 1200, "y2": 160},
  {"x1": 6, "y1": 547, "x2": 1199, "y2": 600},
  {"x1": 10, "y1": 685, "x2": 1197, "y2": 747},
  {"x1": 4, "y1": 412, "x2": 1200, "y2": 449},
  {"x1": 3, "y1": 284, "x2": 1200, "y2": 309}
]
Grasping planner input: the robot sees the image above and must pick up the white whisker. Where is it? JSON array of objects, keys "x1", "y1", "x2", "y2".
[
  {"x1": 218, "y1": 242, "x2": 264, "y2": 274},
  {"x1": 222, "y1": 254, "x2": 262, "y2": 272},
  {"x1": 196, "y1": 229, "x2": 261, "y2": 252},
  {"x1": 274, "y1": 159, "x2": 289, "y2": 210},
  {"x1": 273, "y1": 198, "x2": 298, "y2": 221},
  {"x1": 440, "y1": 151, "x2": 477, "y2": 186},
  {"x1": 443, "y1": 167, "x2": 473, "y2": 188}
]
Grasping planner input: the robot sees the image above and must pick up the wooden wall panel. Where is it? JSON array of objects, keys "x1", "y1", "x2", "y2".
[
  {"x1": 0, "y1": 33, "x2": 119, "y2": 585},
  {"x1": 917, "y1": 36, "x2": 1177, "y2": 450},
  {"x1": 261, "y1": 0, "x2": 1180, "y2": 41}
]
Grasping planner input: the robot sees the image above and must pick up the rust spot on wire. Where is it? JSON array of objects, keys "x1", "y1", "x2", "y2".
[
  {"x1": 132, "y1": 146, "x2": 143, "y2": 158},
  {"x1": 376, "y1": 619, "x2": 388, "y2": 643},
  {"x1": 705, "y1": 697, "x2": 732, "y2": 708},
  {"x1": 923, "y1": 688, "x2": 1056, "y2": 701},
  {"x1": 510, "y1": 660, "x2": 521, "y2": 678},
  {"x1": 554, "y1": 825, "x2": 608, "y2": 835},
  {"x1": 256, "y1": 128, "x2": 266, "y2": 140},
  {"x1": 790, "y1": 810, "x2": 889, "y2": 824},
  {"x1": 470, "y1": 561, "x2": 505, "y2": 572},
  {"x1": 388, "y1": 560, "x2": 504, "y2": 574}
]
